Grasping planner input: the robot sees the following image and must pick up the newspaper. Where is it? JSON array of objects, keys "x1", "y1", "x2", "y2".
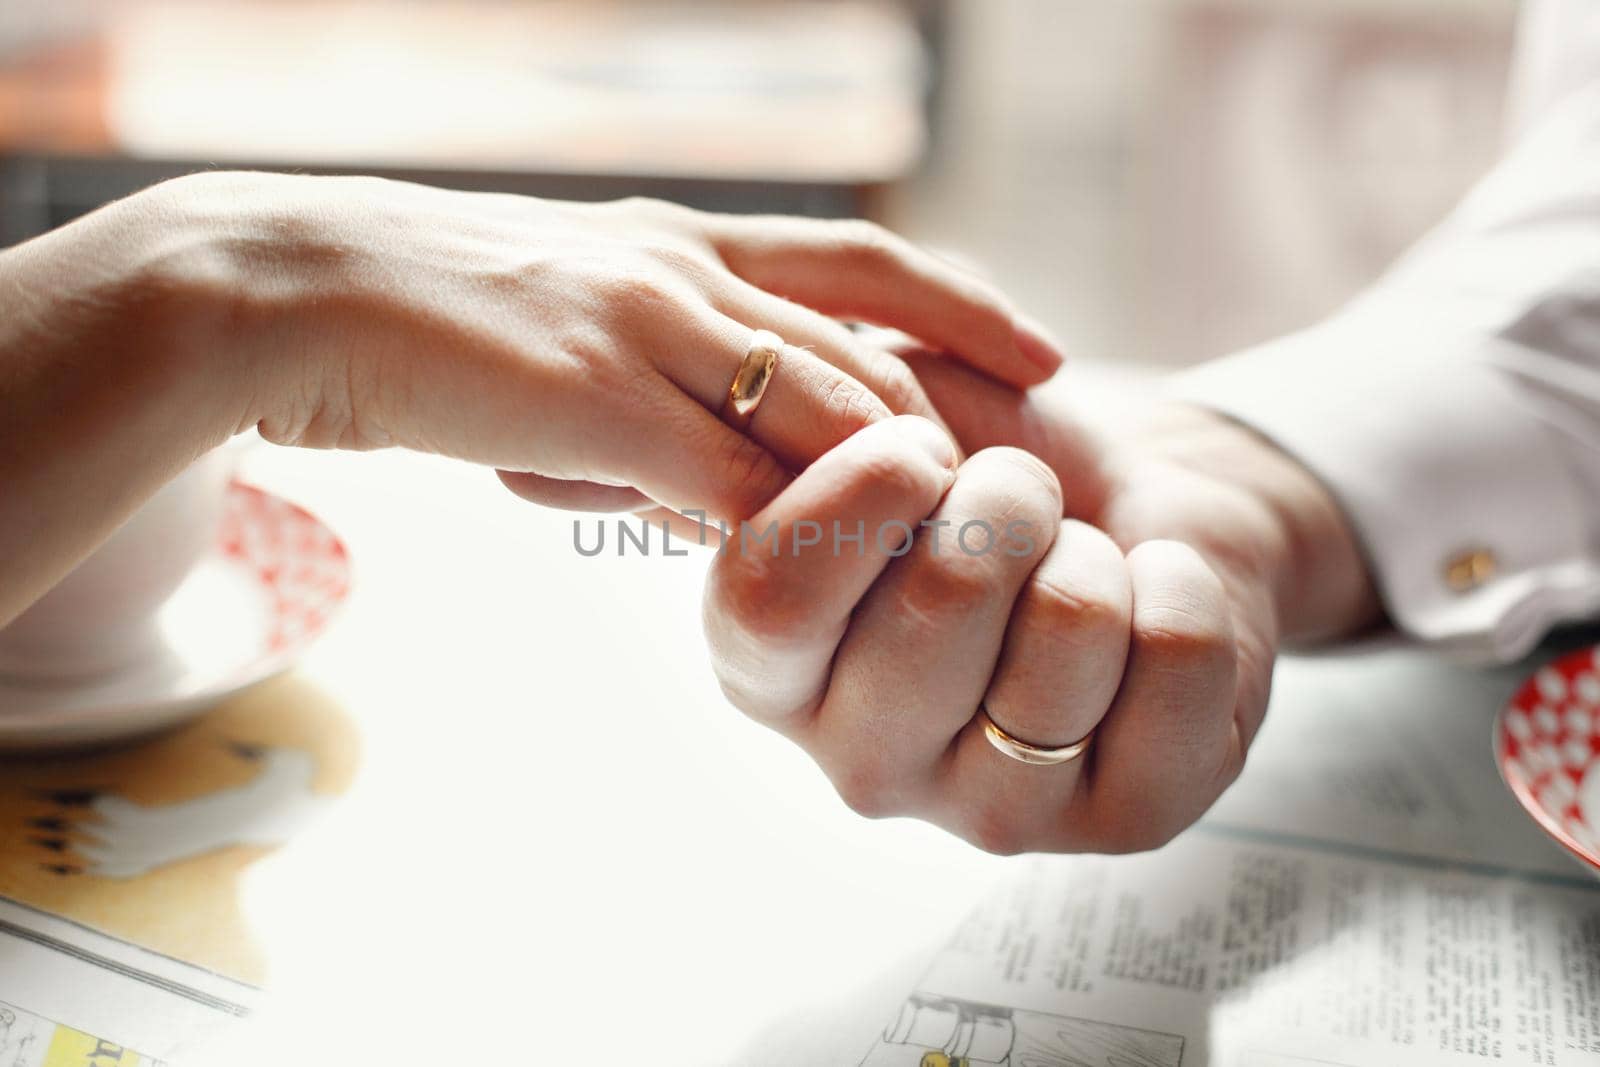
[
  {"x1": 0, "y1": 895, "x2": 254, "y2": 1067},
  {"x1": 851, "y1": 646, "x2": 1600, "y2": 1067},
  {"x1": 0, "y1": 671, "x2": 348, "y2": 1067},
  {"x1": 1, "y1": 637, "x2": 1593, "y2": 1066}
]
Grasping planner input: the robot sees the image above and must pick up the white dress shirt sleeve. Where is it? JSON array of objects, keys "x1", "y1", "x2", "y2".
[{"x1": 1174, "y1": 0, "x2": 1600, "y2": 662}]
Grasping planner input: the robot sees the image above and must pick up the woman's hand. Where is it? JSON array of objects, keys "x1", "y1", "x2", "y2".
[
  {"x1": 701, "y1": 365, "x2": 1379, "y2": 854},
  {"x1": 0, "y1": 172, "x2": 1061, "y2": 626},
  {"x1": 152, "y1": 172, "x2": 1061, "y2": 520}
]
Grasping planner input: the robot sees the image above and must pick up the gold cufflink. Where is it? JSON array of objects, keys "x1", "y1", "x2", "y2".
[{"x1": 1444, "y1": 547, "x2": 1496, "y2": 592}]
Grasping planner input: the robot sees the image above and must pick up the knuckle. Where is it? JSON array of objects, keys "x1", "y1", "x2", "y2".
[
  {"x1": 1126, "y1": 538, "x2": 1216, "y2": 587},
  {"x1": 707, "y1": 549, "x2": 825, "y2": 650},
  {"x1": 979, "y1": 447, "x2": 1065, "y2": 512},
  {"x1": 897, "y1": 556, "x2": 998, "y2": 630},
  {"x1": 962, "y1": 276, "x2": 1017, "y2": 332},
  {"x1": 612, "y1": 194, "x2": 661, "y2": 214},
  {"x1": 712, "y1": 431, "x2": 785, "y2": 517},
  {"x1": 597, "y1": 265, "x2": 690, "y2": 315},
  {"x1": 564, "y1": 323, "x2": 645, "y2": 386},
  {"x1": 831, "y1": 218, "x2": 906, "y2": 268},
  {"x1": 709, "y1": 668, "x2": 761, "y2": 720},
  {"x1": 836, "y1": 444, "x2": 945, "y2": 505},
  {"x1": 642, "y1": 243, "x2": 718, "y2": 286},
  {"x1": 1216, "y1": 743, "x2": 1247, "y2": 790},
  {"x1": 612, "y1": 195, "x2": 696, "y2": 226},
  {"x1": 1024, "y1": 574, "x2": 1128, "y2": 647},
  {"x1": 1119, "y1": 820, "x2": 1183, "y2": 854},
  {"x1": 962, "y1": 801, "x2": 1035, "y2": 857},
  {"x1": 975, "y1": 293, "x2": 1014, "y2": 332},
  {"x1": 867, "y1": 353, "x2": 933, "y2": 417},
  {"x1": 559, "y1": 346, "x2": 664, "y2": 443},
  {"x1": 818, "y1": 374, "x2": 886, "y2": 435},
  {"x1": 830, "y1": 761, "x2": 902, "y2": 821},
  {"x1": 708, "y1": 550, "x2": 786, "y2": 640},
  {"x1": 1082, "y1": 811, "x2": 1183, "y2": 855},
  {"x1": 1133, "y1": 609, "x2": 1235, "y2": 676}
]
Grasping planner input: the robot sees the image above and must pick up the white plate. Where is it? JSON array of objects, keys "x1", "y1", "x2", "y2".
[{"x1": 0, "y1": 484, "x2": 350, "y2": 749}]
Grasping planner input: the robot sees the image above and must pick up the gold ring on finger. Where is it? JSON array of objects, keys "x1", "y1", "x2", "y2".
[
  {"x1": 979, "y1": 703, "x2": 1094, "y2": 766},
  {"x1": 722, "y1": 329, "x2": 782, "y2": 431}
]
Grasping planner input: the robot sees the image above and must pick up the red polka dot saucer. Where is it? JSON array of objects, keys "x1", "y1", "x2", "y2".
[
  {"x1": 1496, "y1": 645, "x2": 1600, "y2": 875},
  {"x1": 0, "y1": 483, "x2": 350, "y2": 749}
]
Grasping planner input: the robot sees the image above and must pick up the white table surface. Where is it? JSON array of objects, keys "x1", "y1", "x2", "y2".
[{"x1": 213, "y1": 440, "x2": 1007, "y2": 1065}]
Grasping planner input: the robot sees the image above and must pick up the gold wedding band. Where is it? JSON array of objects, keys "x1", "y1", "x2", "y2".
[
  {"x1": 722, "y1": 329, "x2": 782, "y2": 431},
  {"x1": 980, "y1": 704, "x2": 1093, "y2": 766}
]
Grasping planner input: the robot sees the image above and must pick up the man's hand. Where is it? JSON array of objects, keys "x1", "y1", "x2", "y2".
[{"x1": 702, "y1": 363, "x2": 1379, "y2": 854}]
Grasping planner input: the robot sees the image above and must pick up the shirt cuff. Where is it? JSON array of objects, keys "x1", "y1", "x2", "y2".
[{"x1": 1172, "y1": 312, "x2": 1600, "y2": 663}]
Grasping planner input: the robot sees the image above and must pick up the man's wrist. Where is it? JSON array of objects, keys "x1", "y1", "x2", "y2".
[{"x1": 1132, "y1": 405, "x2": 1382, "y2": 644}]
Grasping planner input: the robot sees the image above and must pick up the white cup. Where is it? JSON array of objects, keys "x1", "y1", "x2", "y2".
[{"x1": 0, "y1": 448, "x2": 235, "y2": 683}]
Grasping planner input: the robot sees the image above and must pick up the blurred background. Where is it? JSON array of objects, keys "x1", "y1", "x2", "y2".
[{"x1": 0, "y1": 0, "x2": 1518, "y2": 371}]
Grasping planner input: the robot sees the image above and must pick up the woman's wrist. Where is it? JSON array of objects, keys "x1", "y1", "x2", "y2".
[
  {"x1": 120, "y1": 172, "x2": 305, "y2": 438},
  {"x1": 1136, "y1": 404, "x2": 1381, "y2": 644},
  {"x1": 133, "y1": 170, "x2": 449, "y2": 452},
  {"x1": 0, "y1": 181, "x2": 258, "y2": 622},
  {"x1": 5, "y1": 173, "x2": 292, "y2": 450},
  {"x1": 3, "y1": 183, "x2": 253, "y2": 444}
]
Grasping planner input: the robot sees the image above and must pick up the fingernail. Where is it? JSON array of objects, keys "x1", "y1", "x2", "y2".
[
  {"x1": 1014, "y1": 312, "x2": 1066, "y2": 374},
  {"x1": 885, "y1": 414, "x2": 957, "y2": 472}
]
